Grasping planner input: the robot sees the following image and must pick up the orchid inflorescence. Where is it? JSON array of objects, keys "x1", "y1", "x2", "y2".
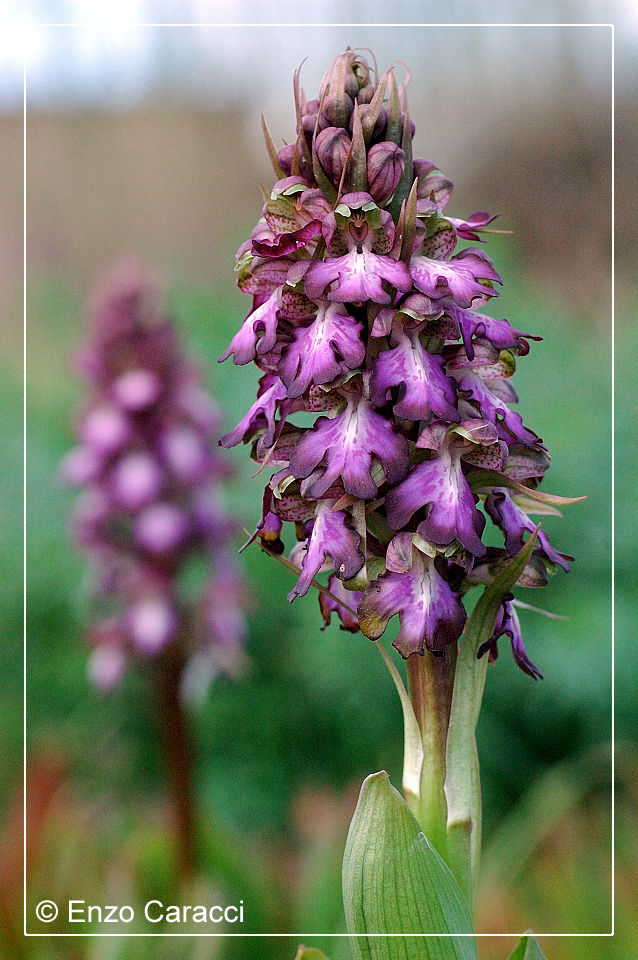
[
  {"x1": 64, "y1": 262, "x2": 245, "y2": 691},
  {"x1": 220, "y1": 49, "x2": 573, "y2": 679}
]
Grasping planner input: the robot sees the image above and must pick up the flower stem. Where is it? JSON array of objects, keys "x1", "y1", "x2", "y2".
[
  {"x1": 155, "y1": 649, "x2": 196, "y2": 882},
  {"x1": 406, "y1": 650, "x2": 454, "y2": 861}
]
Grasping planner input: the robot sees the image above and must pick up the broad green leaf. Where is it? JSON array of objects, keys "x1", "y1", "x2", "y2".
[
  {"x1": 505, "y1": 933, "x2": 548, "y2": 960},
  {"x1": 466, "y1": 469, "x2": 585, "y2": 506},
  {"x1": 293, "y1": 947, "x2": 333, "y2": 960},
  {"x1": 343, "y1": 771, "x2": 478, "y2": 960},
  {"x1": 445, "y1": 530, "x2": 539, "y2": 901}
]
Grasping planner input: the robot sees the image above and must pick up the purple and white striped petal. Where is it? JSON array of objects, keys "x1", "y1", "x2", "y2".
[
  {"x1": 278, "y1": 302, "x2": 365, "y2": 398},
  {"x1": 358, "y1": 548, "x2": 466, "y2": 656},
  {"x1": 385, "y1": 445, "x2": 486, "y2": 556},
  {"x1": 370, "y1": 322, "x2": 458, "y2": 421},
  {"x1": 289, "y1": 394, "x2": 409, "y2": 500},
  {"x1": 304, "y1": 243, "x2": 412, "y2": 305}
]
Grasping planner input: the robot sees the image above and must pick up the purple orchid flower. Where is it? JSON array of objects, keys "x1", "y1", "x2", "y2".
[
  {"x1": 278, "y1": 302, "x2": 365, "y2": 399},
  {"x1": 478, "y1": 598, "x2": 543, "y2": 680},
  {"x1": 289, "y1": 391, "x2": 409, "y2": 500},
  {"x1": 358, "y1": 546, "x2": 467, "y2": 657},
  {"x1": 219, "y1": 49, "x2": 574, "y2": 680},
  {"x1": 370, "y1": 317, "x2": 459, "y2": 422},
  {"x1": 288, "y1": 501, "x2": 364, "y2": 601},
  {"x1": 64, "y1": 262, "x2": 246, "y2": 689},
  {"x1": 410, "y1": 249, "x2": 502, "y2": 308},
  {"x1": 485, "y1": 488, "x2": 572, "y2": 572},
  {"x1": 385, "y1": 439, "x2": 486, "y2": 557}
]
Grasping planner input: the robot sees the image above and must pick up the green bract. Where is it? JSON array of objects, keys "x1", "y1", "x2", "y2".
[{"x1": 342, "y1": 771, "x2": 477, "y2": 960}]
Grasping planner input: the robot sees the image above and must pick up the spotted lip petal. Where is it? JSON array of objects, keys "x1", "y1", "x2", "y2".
[
  {"x1": 288, "y1": 501, "x2": 364, "y2": 601},
  {"x1": 370, "y1": 320, "x2": 459, "y2": 421},
  {"x1": 410, "y1": 249, "x2": 502, "y2": 308},
  {"x1": 289, "y1": 394, "x2": 409, "y2": 500},
  {"x1": 304, "y1": 242, "x2": 412, "y2": 304},
  {"x1": 478, "y1": 598, "x2": 543, "y2": 680},
  {"x1": 485, "y1": 488, "x2": 571, "y2": 572},
  {"x1": 358, "y1": 548, "x2": 466, "y2": 656},
  {"x1": 385, "y1": 444, "x2": 486, "y2": 556},
  {"x1": 219, "y1": 375, "x2": 288, "y2": 449},
  {"x1": 278, "y1": 302, "x2": 365, "y2": 399}
]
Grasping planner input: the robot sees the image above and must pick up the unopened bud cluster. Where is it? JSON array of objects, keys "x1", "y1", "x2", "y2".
[
  {"x1": 64, "y1": 263, "x2": 245, "y2": 689},
  {"x1": 220, "y1": 50, "x2": 572, "y2": 677}
]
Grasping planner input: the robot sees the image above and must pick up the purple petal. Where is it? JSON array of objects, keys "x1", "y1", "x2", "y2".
[
  {"x1": 110, "y1": 452, "x2": 164, "y2": 510},
  {"x1": 288, "y1": 501, "x2": 364, "y2": 600},
  {"x1": 289, "y1": 395, "x2": 409, "y2": 500},
  {"x1": 410, "y1": 249, "x2": 501, "y2": 308},
  {"x1": 112, "y1": 369, "x2": 162, "y2": 411},
  {"x1": 370, "y1": 322, "x2": 459, "y2": 421},
  {"x1": 80, "y1": 404, "x2": 131, "y2": 456},
  {"x1": 478, "y1": 599, "x2": 543, "y2": 680},
  {"x1": 485, "y1": 488, "x2": 571, "y2": 572},
  {"x1": 358, "y1": 548, "x2": 466, "y2": 656},
  {"x1": 446, "y1": 211, "x2": 498, "y2": 241},
  {"x1": 304, "y1": 247, "x2": 412, "y2": 305},
  {"x1": 220, "y1": 375, "x2": 288, "y2": 448},
  {"x1": 443, "y1": 302, "x2": 540, "y2": 360},
  {"x1": 128, "y1": 597, "x2": 179, "y2": 654},
  {"x1": 278, "y1": 303, "x2": 365, "y2": 399},
  {"x1": 134, "y1": 503, "x2": 190, "y2": 554},
  {"x1": 457, "y1": 371, "x2": 540, "y2": 448},
  {"x1": 386, "y1": 446, "x2": 486, "y2": 556},
  {"x1": 160, "y1": 426, "x2": 211, "y2": 484},
  {"x1": 219, "y1": 289, "x2": 280, "y2": 365},
  {"x1": 252, "y1": 219, "x2": 321, "y2": 259},
  {"x1": 319, "y1": 574, "x2": 361, "y2": 632}
]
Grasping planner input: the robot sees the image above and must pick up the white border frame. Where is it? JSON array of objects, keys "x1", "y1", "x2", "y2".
[{"x1": 22, "y1": 18, "x2": 615, "y2": 944}]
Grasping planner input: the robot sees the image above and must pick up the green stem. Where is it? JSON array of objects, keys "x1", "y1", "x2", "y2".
[{"x1": 406, "y1": 651, "x2": 454, "y2": 861}]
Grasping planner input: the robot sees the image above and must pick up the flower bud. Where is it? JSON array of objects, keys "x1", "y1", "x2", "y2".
[
  {"x1": 314, "y1": 126, "x2": 351, "y2": 186},
  {"x1": 366, "y1": 141, "x2": 405, "y2": 205}
]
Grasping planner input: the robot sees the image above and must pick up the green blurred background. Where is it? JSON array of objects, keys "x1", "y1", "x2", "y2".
[{"x1": 3, "y1": 9, "x2": 635, "y2": 960}]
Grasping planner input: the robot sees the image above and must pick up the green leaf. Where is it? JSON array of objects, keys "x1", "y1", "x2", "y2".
[
  {"x1": 293, "y1": 947, "x2": 333, "y2": 960},
  {"x1": 343, "y1": 771, "x2": 478, "y2": 960},
  {"x1": 444, "y1": 530, "x2": 539, "y2": 901},
  {"x1": 505, "y1": 933, "x2": 548, "y2": 960},
  {"x1": 260, "y1": 114, "x2": 285, "y2": 179},
  {"x1": 466, "y1": 469, "x2": 585, "y2": 506}
]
